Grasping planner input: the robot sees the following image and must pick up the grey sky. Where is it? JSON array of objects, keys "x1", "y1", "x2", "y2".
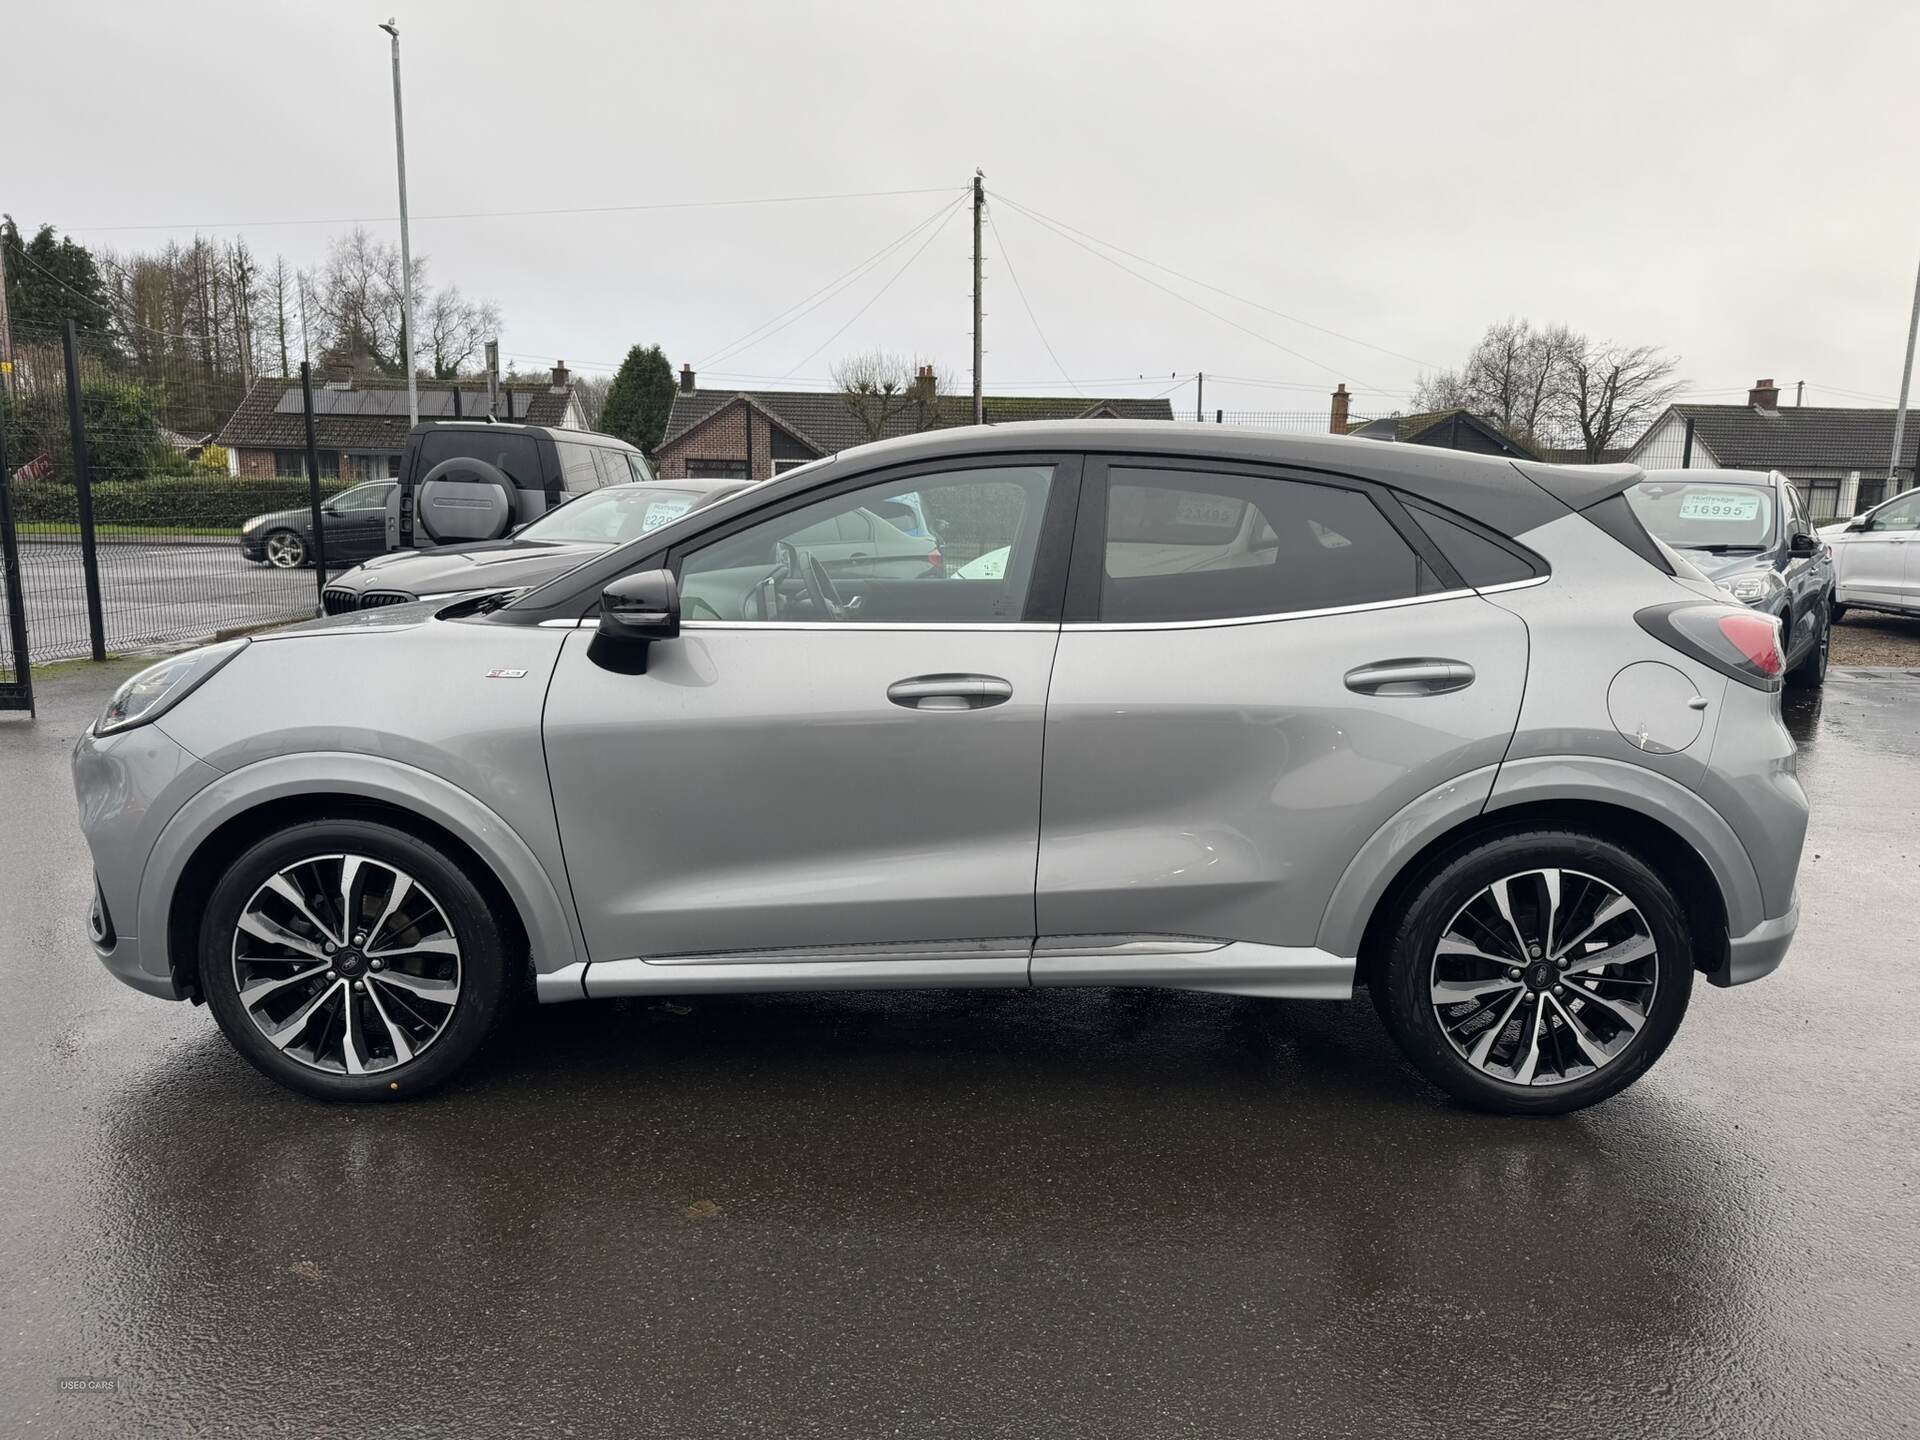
[{"x1": 11, "y1": 0, "x2": 1919, "y2": 419}]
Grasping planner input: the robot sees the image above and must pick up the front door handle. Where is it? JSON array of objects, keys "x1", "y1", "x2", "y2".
[
  {"x1": 1343, "y1": 658, "x2": 1475, "y2": 697},
  {"x1": 887, "y1": 674, "x2": 1014, "y2": 711}
]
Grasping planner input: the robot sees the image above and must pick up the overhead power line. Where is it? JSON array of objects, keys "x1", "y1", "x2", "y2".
[
  {"x1": 993, "y1": 195, "x2": 1378, "y2": 390},
  {"x1": 63, "y1": 186, "x2": 964, "y2": 235},
  {"x1": 697, "y1": 192, "x2": 966, "y2": 370},
  {"x1": 781, "y1": 202, "x2": 966, "y2": 377},
  {"x1": 993, "y1": 191, "x2": 1441, "y2": 373},
  {"x1": 985, "y1": 204, "x2": 1080, "y2": 397}
]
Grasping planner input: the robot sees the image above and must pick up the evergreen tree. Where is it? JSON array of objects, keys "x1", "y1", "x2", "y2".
[{"x1": 600, "y1": 344, "x2": 676, "y2": 455}]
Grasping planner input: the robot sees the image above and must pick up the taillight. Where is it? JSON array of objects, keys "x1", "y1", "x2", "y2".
[
  {"x1": 1716, "y1": 611, "x2": 1783, "y2": 677},
  {"x1": 927, "y1": 548, "x2": 944, "y2": 576},
  {"x1": 1635, "y1": 601, "x2": 1783, "y2": 690}
]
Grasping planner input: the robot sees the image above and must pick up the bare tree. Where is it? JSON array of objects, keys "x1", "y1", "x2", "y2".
[
  {"x1": 832, "y1": 349, "x2": 951, "y2": 443},
  {"x1": 421, "y1": 284, "x2": 501, "y2": 378},
  {"x1": 1563, "y1": 340, "x2": 1682, "y2": 462},
  {"x1": 1413, "y1": 317, "x2": 1577, "y2": 447},
  {"x1": 260, "y1": 254, "x2": 295, "y2": 377},
  {"x1": 571, "y1": 373, "x2": 613, "y2": 430}
]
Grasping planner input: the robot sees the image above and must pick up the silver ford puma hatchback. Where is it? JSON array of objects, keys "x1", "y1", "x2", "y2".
[{"x1": 72, "y1": 423, "x2": 1807, "y2": 1113}]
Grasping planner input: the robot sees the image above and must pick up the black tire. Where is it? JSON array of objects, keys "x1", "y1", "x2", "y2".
[
  {"x1": 1370, "y1": 828, "x2": 1694, "y2": 1115},
  {"x1": 1785, "y1": 600, "x2": 1831, "y2": 689},
  {"x1": 199, "y1": 818, "x2": 517, "y2": 1101}
]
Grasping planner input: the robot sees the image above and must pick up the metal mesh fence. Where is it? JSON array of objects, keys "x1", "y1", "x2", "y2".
[{"x1": 3, "y1": 321, "x2": 343, "y2": 662}]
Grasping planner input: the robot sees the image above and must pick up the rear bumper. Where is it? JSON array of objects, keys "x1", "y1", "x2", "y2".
[
  {"x1": 90, "y1": 930, "x2": 184, "y2": 1000},
  {"x1": 1711, "y1": 894, "x2": 1798, "y2": 988}
]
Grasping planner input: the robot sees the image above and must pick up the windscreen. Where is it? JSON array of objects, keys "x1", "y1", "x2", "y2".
[
  {"x1": 1626, "y1": 481, "x2": 1775, "y2": 550},
  {"x1": 516, "y1": 486, "x2": 710, "y2": 545}
]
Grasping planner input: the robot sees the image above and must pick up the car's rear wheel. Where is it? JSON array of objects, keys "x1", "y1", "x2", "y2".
[
  {"x1": 1371, "y1": 829, "x2": 1693, "y2": 1114},
  {"x1": 263, "y1": 529, "x2": 308, "y2": 569},
  {"x1": 1785, "y1": 601, "x2": 1831, "y2": 688},
  {"x1": 199, "y1": 819, "x2": 515, "y2": 1101}
]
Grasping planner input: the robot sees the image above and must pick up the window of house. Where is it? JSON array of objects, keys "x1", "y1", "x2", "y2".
[
  {"x1": 275, "y1": 450, "x2": 338, "y2": 479},
  {"x1": 1795, "y1": 478, "x2": 1842, "y2": 525},
  {"x1": 688, "y1": 458, "x2": 749, "y2": 479},
  {"x1": 1096, "y1": 467, "x2": 1442, "y2": 624}
]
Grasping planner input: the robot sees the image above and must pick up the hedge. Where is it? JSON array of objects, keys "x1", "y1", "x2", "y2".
[{"x1": 11, "y1": 476, "x2": 356, "y2": 531}]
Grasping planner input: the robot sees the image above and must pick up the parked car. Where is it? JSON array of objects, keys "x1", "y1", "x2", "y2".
[
  {"x1": 320, "y1": 479, "x2": 753, "y2": 614},
  {"x1": 240, "y1": 479, "x2": 396, "y2": 569},
  {"x1": 1819, "y1": 484, "x2": 1920, "y2": 621},
  {"x1": 1626, "y1": 469, "x2": 1834, "y2": 687},
  {"x1": 241, "y1": 423, "x2": 656, "y2": 570},
  {"x1": 73, "y1": 424, "x2": 1807, "y2": 1113}
]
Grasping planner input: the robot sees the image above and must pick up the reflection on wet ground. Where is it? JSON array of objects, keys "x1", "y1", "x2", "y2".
[{"x1": 2, "y1": 664, "x2": 1916, "y2": 1437}]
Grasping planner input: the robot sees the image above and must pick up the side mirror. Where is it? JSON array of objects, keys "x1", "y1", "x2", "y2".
[
  {"x1": 1789, "y1": 531, "x2": 1820, "y2": 557},
  {"x1": 597, "y1": 568, "x2": 680, "y2": 645},
  {"x1": 1846, "y1": 514, "x2": 1870, "y2": 532}
]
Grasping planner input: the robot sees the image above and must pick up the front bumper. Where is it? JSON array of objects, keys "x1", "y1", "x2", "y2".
[
  {"x1": 1712, "y1": 894, "x2": 1799, "y2": 988},
  {"x1": 240, "y1": 537, "x2": 267, "y2": 561}
]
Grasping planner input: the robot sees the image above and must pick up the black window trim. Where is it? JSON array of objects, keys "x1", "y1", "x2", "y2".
[
  {"x1": 1400, "y1": 495, "x2": 1550, "y2": 588},
  {"x1": 1062, "y1": 453, "x2": 1483, "y2": 629}
]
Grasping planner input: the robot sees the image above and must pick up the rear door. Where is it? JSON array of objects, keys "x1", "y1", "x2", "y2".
[
  {"x1": 1035, "y1": 456, "x2": 1529, "y2": 968},
  {"x1": 1842, "y1": 490, "x2": 1920, "y2": 604}
]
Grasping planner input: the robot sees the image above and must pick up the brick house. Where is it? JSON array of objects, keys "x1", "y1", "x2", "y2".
[
  {"x1": 655, "y1": 365, "x2": 1175, "y2": 480},
  {"x1": 215, "y1": 367, "x2": 585, "y2": 482},
  {"x1": 1626, "y1": 379, "x2": 1920, "y2": 522}
]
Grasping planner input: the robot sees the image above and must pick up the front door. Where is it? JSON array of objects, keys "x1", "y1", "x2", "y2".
[
  {"x1": 542, "y1": 457, "x2": 1076, "y2": 965},
  {"x1": 1841, "y1": 490, "x2": 1920, "y2": 604},
  {"x1": 1036, "y1": 458, "x2": 1528, "y2": 972}
]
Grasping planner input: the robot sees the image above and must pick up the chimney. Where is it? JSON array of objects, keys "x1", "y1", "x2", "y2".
[
  {"x1": 680, "y1": 363, "x2": 696, "y2": 394},
  {"x1": 549, "y1": 361, "x2": 570, "y2": 391},
  {"x1": 1329, "y1": 383, "x2": 1351, "y2": 435},
  {"x1": 914, "y1": 364, "x2": 935, "y2": 402},
  {"x1": 1749, "y1": 378, "x2": 1780, "y2": 412}
]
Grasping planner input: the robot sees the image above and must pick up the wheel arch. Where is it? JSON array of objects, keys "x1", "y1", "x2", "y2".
[
  {"x1": 1323, "y1": 757, "x2": 1760, "y2": 985},
  {"x1": 139, "y1": 753, "x2": 579, "y2": 1000}
]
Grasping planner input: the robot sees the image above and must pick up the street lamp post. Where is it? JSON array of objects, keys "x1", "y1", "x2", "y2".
[{"x1": 379, "y1": 17, "x2": 419, "y2": 429}]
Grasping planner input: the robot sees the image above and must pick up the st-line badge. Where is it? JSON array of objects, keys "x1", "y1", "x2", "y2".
[{"x1": 485, "y1": 668, "x2": 529, "y2": 679}]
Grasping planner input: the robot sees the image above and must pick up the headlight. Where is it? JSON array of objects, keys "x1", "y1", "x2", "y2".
[
  {"x1": 96, "y1": 639, "x2": 249, "y2": 736},
  {"x1": 1723, "y1": 570, "x2": 1784, "y2": 605}
]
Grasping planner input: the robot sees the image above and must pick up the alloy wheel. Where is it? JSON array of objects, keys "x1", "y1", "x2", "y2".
[
  {"x1": 1428, "y1": 868, "x2": 1656, "y2": 1087},
  {"x1": 265, "y1": 532, "x2": 306, "y2": 568},
  {"x1": 231, "y1": 853, "x2": 462, "y2": 1075}
]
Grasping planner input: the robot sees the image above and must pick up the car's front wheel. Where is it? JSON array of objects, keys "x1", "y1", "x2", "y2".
[
  {"x1": 1371, "y1": 829, "x2": 1693, "y2": 1114},
  {"x1": 263, "y1": 529, "x2": 308, "y2": 569},
  {"x1": 199, "y1": 819, "x2": 516, "y2": 1100}
]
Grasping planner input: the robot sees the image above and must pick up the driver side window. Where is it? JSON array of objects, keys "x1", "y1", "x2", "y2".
[
  {"x1": 677, "y1": 465, "x2": 1056, "y2": 625},
  {"x1": 1870, "y1": 495, "x2": 1920, "y2": 532}
]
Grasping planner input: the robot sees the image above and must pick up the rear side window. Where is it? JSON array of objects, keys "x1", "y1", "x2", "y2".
[
  {"x1": 1096, "y1": 467, "x2": 1442, "y2": 624},
  {"x1": 416, "y1": 430, "x2": 543, "y2": 489},
  {"x1": 556, "y1": 442, "x2": 604, "y2": 494},
  {"x1": 1404, "y1": 500, "x2": 1540, "y2": 587}
]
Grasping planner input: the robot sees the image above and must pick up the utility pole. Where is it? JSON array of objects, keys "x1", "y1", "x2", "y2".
[
  {"x1": 1196, "y1": 372, "x2": 1204, "y2": 422},
  {"x1": 1888, "y1": 253, "x2": 1920, "y2": 487},
  {"x1": 485, "y1": 339, "x2": 499, "y2": 418},
  {"x1": 971, "y1": 170, "x2": 984, "y2": 426},
  {"x1": 0, "y1": 215, "x2": 14, "y2": 399},
  {"x1": 380, "y1": 18, "x2": 419, "y2": 429}
]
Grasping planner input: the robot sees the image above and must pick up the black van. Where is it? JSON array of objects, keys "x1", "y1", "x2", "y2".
[{"x1": 388, "y1": 422, "x2": 655, "y2": 551}]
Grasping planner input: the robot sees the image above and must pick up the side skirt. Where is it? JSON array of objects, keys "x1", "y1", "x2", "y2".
[{"x1": 535, "y1": 936, "x2": 1356, "y2": 1003}]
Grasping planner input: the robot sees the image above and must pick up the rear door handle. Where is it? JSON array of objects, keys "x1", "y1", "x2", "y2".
[
  {"x1": 887, "y1": 674, "x2": 1014, "y2": 711},
  {"x1": 1343, "y1": 658, "x2": 1475, "y2": 696}
]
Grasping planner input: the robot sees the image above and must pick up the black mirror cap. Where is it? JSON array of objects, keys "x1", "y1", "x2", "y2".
[
  {"x1": 1789, "y1": 531, "x2": 1821, "y2": 557},
  {"x1": 598, "y1": 568, "x2": 680, "y2": 644}
]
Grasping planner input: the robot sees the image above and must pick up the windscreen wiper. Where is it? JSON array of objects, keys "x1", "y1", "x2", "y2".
[{"x1": 1677, "y1": 543, "x2": 1766, "y2": 554}]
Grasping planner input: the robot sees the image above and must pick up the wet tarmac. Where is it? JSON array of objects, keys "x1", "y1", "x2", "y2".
[{"x1": 2, "y1": 663, "x2": 1916, "y2": 1437}]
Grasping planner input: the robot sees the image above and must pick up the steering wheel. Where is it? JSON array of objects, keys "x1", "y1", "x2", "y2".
[{"x1": 803, "y1": 553, "x2": 846, "y2": 621}]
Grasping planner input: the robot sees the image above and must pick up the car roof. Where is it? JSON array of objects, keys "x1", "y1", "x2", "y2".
[{"x1": 411, "y1": 420, "x2": 641, "y2": 452}]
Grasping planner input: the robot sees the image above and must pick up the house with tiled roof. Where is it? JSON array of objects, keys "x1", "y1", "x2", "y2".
[
  {"x1": 216, "y1": 366, "x2": 585, "y2": 483},
  {"x1": 1626, "y1": 379, "x2": 1919, "y2": 521},
  {"x1": 655, "y1": 364, "x2": 1174, "y2": 481},
  {"x1": 1345, "y1": 407, "x2": 1537, "y2": 459}
]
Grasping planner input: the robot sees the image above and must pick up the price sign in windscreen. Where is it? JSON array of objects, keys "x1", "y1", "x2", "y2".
[{"x1": 1676, "y1": 490, "x2": 1762, "y2": 522}]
